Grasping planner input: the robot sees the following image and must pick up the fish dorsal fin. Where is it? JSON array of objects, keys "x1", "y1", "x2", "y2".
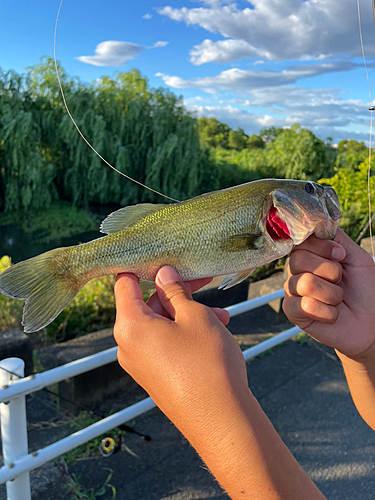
[
  {"x1": 100, "y1": 203, "x2": 167, "y2": 234},
  {"x1": 218, "y1": 269, "x2": 256, "y2": 290}
]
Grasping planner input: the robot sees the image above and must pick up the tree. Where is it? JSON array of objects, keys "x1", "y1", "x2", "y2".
[
  {"x1": 198, "y1": 117, "x2": 230, "y2": 149},
  {"x1": 228, "y1": 127, "x2": 247, "y2": 151},
  {"x1": 0, "y1": 60, "x2": 211, "y2": 212},
  {"x1": 246, "y1": 134, "x2": 264, "y2": 149},
  {"x1": 265, "y1": 124, "x2": 333, "y2": 180},
  {"x1": 320, "y1": 160, "x2": 375, "y2": 240}
]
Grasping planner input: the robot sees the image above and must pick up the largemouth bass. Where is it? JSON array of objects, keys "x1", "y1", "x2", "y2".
[{"x1": 0, "y1": 179, "x2": 341, "y2": 333}]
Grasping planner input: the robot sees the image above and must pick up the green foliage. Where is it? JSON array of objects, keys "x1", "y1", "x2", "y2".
[
  {"x1": 0, "y1": 202, "x2": 95, "y2": 243},
  {"x1": 199, "y1": 117, "x2": 264, "y2": 153},
  {"x1": 292, "y1": 332, "x2": 311, "y2": 345},
  {"x1": 0, "y1": 59, "x2": 210, "y2": 213},
  {"x1": 0, "y1": 256, "x2": 23, "y2": 330},
  {"x1": 208, "y1": 147, "x2": 270, "y2": 189},
  {"x1": 46, "y1": 274, "x2": 116, "y2": 340},
  {"x1": 246, "y1": 134, "x2": 265, "y2": 149},
  {"x1": 198, "y1": 117, "x2": 231, "y2": 149},
  {"x1": 319, "y1": 159, "x2": 375, "y2": 240},
  {"x1": 264, "y1": 124, "x2": 333, "y2": 181},
  {"x1": 61, "y1": 412, "x2": 120, "y2": 464},
  {"x1": 228, "y1": 127, "x2": 247, "y2": 151},
  {"x1": 63, "y1": 468, "x2": 116, "y2": 499},
  {"x1": 335, "y1": 139, "x2": 368, "y2": 172}
]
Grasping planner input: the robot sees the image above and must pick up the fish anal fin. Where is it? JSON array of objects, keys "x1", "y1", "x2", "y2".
[
  {"x1": 100, "y1": 203, "x2": 168, "y2": 234},
  {"x1": 219, "y1": 269, "x2": 255, "y2": 290},
  {"x1": 220, "y1": 233, "x2": 263, "y2": 252}
]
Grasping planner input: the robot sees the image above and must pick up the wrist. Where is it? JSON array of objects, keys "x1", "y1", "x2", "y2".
[{"x1": 335, "y1": 341, "x2": 375, "y2": 375}]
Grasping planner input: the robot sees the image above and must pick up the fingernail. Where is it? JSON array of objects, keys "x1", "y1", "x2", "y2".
[
  {"x1": 157, "y1": 266, "x2": 180, "y2": 285},
  {"x1": 331, "y1": 246, "x2": 345, "y2": 261}
]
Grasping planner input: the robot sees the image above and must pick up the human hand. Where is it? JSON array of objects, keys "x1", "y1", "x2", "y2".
[
  {"x1": 114, "y1": 267, "x2": 328, "y2": 499},
  {"x1": 283, "y1": 228, "x2": 375, "y2": 361},
  {"x1": 113, "y1": 267, "x2": 248, "y2": 436},
  {"x1": 145, "y1": 274, "x2": 230, "y2": 325}
]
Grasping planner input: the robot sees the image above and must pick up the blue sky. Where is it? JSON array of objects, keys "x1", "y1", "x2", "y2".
[{"x1": 2, "y1": 0, "x2": 375, "y2": 143}]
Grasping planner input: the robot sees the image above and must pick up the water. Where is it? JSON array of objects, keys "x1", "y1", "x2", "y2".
[{"x1": 0, "y1": 224, "x2": 102, "y2": 263}]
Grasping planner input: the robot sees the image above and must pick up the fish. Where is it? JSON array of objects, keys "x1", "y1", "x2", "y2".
[{"x1": 0, "y1": 178, "x2": 341, "y2": 333}]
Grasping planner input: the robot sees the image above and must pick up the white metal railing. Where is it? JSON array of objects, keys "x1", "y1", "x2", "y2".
[{"x1": 0, "y1": 287, "x2": 302, "y2": 500}]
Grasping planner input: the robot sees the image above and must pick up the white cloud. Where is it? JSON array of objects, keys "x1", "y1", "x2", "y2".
[
  {"x1": 77, "y1": 40, "x2": 168, "y2": 67},
  {"x1": 153, "y1": 41, "x2": 169, "y2": 48},
  {"x1": 143, "y1": 13, "x2": 153, "y2": 19},
  {"x1": 185, "y1": 85, "x2": 371, "y2": 144},
  {"x1": 156, "y1": 61, "x2": 363, "y2": 92},
  {"x1": 190, "y1": 39, "x2": 271, "y2": 65},
  {"x1": 158, "y1": 0, "x2": 375, "y2": 62}
]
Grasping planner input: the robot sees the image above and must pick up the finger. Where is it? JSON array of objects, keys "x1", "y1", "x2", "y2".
[
  {"x1": 115, "y1": 273, "x2": 155, "y2": 320},
  {"x1": 283, "y1": 295, "x2": 339, "y2": 327},
  {"x1": 146, "y1": 291, "x2": 170, "y2": 318},
  {"x1": 289, "y1": 250, "x2": 342, "y2": 283},
  {"x1": 287, "y1": 273, "x2": 344, "y2": 306},
  {"x1": 146, "y1": 276, "x2": 213, "y2": 318},
  {"x1": 212, "y1": 307, "x2": 230, "y2": 326},
  {"x1": 155, "y1": 266, "x2": 193, "y2": 320},
  {"x1": 294, "y1": 234, "x2": 346, "y2": 261}
]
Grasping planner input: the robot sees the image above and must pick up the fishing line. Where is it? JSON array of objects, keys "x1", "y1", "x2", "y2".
[
  {"x1": 53, "y1": 0, "x2": 179, "y2": 203},
  {"x1": 357, "y1": 0, "x2": 374, "y2": 257}
]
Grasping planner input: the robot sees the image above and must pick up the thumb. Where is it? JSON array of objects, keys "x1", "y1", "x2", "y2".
[{"x1": 155, "y1": 266, "x2": 193, "y2": 320}]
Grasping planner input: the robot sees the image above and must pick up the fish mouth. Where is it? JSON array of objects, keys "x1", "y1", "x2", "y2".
[
  {"x1": 266, "y1": 203, "x2": 292, "y2": 241},
  {"x1": 267, "y1": 186, "x2": 342, "y2": 246}
]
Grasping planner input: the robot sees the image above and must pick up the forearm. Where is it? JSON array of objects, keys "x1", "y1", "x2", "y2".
[
  {"x1": 336, "y1": 347, "x2": 375, "y2": 430},
  {"x1": 164, "y1": 388, "x2": 326, "y2": 500}
]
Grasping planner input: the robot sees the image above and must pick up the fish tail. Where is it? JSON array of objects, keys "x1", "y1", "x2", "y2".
[{"x1": 0, "y1": 248, "x2": 84, "y2": 333}]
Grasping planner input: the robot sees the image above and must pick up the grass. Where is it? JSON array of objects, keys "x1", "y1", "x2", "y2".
[
  {"x1": 63, "y1": 468, "x2": 116, "y2": 500},
  {"x1": 60, "y1": 411, "x2": 121, "y2": 465},
  {"x1": 0, "y1": 201, "x2": 96, "y2": 244},
  {"x1": 0, "y1": 256, "x2": 24, "y2": 331},
  {"x1": 292, "y1": 331, "x2": 311, "y2": 345}
]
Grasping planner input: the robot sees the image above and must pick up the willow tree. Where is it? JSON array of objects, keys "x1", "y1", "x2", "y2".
[
  {"x1": 0, "y1": 68, "x2": 58, "y2": 212},
  {"x1": 0, "y1": 59, "x2": 209, "y2": 212}
]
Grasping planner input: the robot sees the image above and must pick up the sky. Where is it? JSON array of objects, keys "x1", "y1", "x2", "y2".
[{"x1": 2, "y1": 0, "x2": 375, "y2": 144}]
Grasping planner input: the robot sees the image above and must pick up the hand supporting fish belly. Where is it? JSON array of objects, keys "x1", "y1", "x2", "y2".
[{"x1": 0, "y1": 179, "x2": 341, "y2": 333}]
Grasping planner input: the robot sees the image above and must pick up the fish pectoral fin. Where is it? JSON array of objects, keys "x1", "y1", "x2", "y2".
[
  {"x1": 100, "y1": 203, "x2": 169, "y2": 234},
  {"x1": 218, "y1": 269, "x2": 256, "y2": 290},
  {"x1": 139, "y1": 279, "x2": 156, "y2": 293},
  {"x1": 220, "y1": 233, "x2": 263, "y2": 252}
]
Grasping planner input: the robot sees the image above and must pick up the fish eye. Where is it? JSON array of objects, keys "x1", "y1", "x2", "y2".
[{"x1": 304, "y1": 182, "x2": 315, "y2": 194}]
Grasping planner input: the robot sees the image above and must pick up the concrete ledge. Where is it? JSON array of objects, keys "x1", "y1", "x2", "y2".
[
  {"x1": 0, "y1": 328, "x2": 33, "y2": 375},
  {"x1": 38, "y1": 328, "x2": 137, "y2": 413}
]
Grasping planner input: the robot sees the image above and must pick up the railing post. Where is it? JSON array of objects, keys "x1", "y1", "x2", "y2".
[{"x1": 0, "y1": 358, "x2": 31, "y2": 500}]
